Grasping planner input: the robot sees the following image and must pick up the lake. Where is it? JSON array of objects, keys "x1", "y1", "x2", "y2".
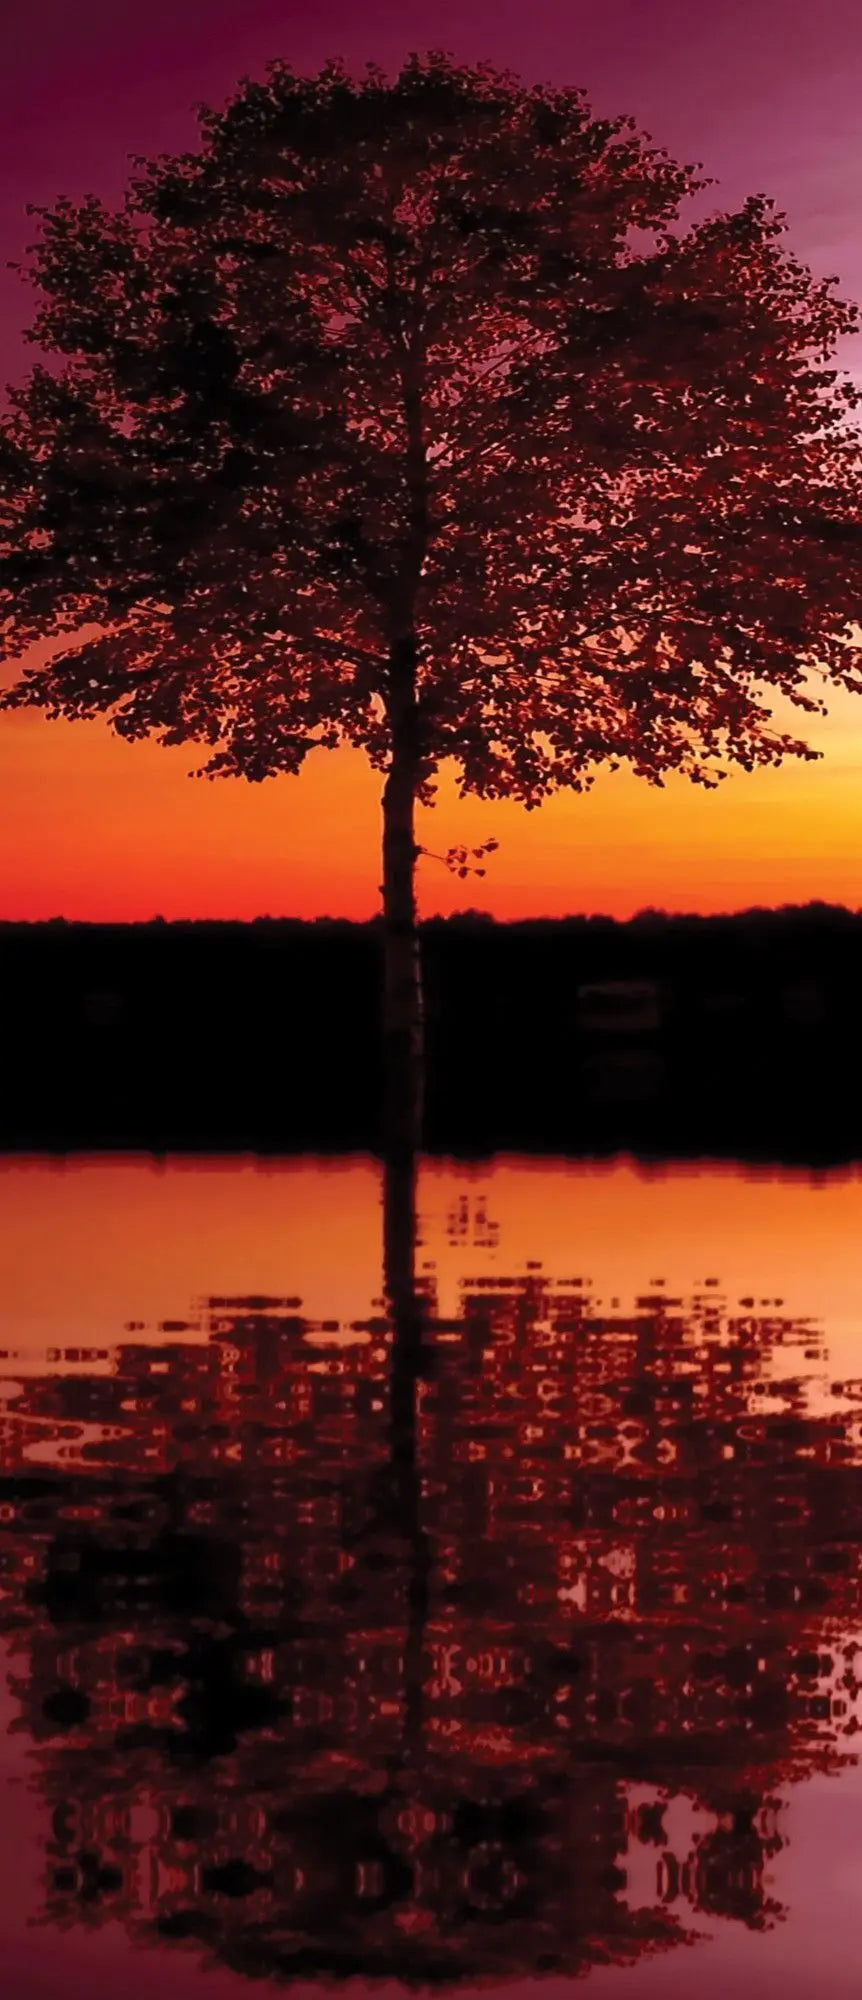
[{"x1": 1, "y1": 1152, "x2": 862, "y2": 1999}]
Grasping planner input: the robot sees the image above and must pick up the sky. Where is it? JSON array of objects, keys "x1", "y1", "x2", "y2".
[{"x1": 2, "y1": 0, "x2": 862, "y2": 921}]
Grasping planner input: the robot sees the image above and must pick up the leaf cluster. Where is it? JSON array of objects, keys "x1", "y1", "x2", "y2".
[{"x1": 2, "y1": 51, "x2": 862, "y2": 800}]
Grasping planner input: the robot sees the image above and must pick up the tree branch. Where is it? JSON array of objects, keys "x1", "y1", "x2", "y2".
[
  {"x1": 426, "y1": 330, "x2": 550, "y2": 472},
  {"x1": 297, "y1": 627, "x2": 385, "y2": 676}
]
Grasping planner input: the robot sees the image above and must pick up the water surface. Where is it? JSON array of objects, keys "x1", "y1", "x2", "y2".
[{"x1": 1, "y1": 1153, "x2": 862, "y2": 1999}]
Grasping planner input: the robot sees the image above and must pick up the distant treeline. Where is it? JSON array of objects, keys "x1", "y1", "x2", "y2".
[{"x1": 2, "y1": 905, "x2": 862, "y2": 1157}]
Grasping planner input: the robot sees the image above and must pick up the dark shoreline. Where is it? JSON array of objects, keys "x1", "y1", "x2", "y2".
[
  {"x1": 2, "y1": 908, "x2": 862, "y2": 1161},
  {"x1": 2, "y1": 1134, "x2": 859, "y2": 1167}
]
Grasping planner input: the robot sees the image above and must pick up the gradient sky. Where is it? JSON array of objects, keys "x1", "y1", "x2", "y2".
[{"x1": 3, "y1": 0, "x2": 862, "y2": 921}]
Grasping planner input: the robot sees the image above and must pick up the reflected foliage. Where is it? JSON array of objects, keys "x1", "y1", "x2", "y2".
[{"x1": 1, "y1": 1173, "x2": 861, "y2": 1985}]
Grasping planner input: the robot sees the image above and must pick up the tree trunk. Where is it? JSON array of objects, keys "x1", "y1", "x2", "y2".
[{"x1": 381, "y1": 635, "x2": 424, "y2": 1157}]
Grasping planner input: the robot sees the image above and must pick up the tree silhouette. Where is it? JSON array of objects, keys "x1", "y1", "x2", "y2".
[{"x1": 2, "y1": 50, "x2": 862, "y2": 1146}]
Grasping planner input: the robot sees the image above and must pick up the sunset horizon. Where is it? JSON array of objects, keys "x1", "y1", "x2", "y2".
[
  {"x1": 5, "y1": 14, "x2": 862, "y2": 1998},
  {"x1": 3, "y1": 0, "x2": 862, "y2": 922}
]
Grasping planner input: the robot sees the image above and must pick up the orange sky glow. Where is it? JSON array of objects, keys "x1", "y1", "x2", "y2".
[
  {"x1": 2, "y1": 680, "x2": 862, "y2": 922},
  {"x1": 4, "y1": 0, "x2": 862, "y2": 923}
]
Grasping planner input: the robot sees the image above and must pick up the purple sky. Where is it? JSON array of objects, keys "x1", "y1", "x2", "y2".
[{"x1": 2, "y1": 0, "x2": 862, "y2": 391}]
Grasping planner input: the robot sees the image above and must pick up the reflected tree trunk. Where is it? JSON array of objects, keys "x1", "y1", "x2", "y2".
[{"x1": 382, "y1": 1145, "x2": 430, "y2": 1764}]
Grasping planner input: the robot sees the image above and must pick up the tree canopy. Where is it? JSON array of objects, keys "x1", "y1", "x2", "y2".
[{"x1": 2, "y1": 50, "x2": 862, "y2": 807}]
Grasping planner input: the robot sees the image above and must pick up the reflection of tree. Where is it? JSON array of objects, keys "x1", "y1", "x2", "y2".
[
  {"x1": 382, "y1": 1149, "x2": 431, "y2": 1764},
  {"x1": 1, "y1": 1175, "x2": 861, "y2": 1983}
]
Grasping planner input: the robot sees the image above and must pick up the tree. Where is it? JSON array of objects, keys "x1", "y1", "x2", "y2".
[{"x1": 2, "y1": 50, "x2": 862, "y2": 1150}]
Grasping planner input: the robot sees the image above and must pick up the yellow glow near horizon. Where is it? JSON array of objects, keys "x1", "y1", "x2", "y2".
[
  {"x1": 2, "y1": 673, "x2": 862, "y2": 919},
  {"x1": 2, "y1": 623, "x2": 862, "y2": 919}
]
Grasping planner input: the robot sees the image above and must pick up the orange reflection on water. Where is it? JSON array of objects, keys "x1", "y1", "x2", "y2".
[
  {"x1": 1, "y1": 1152, "x2": 861, "y2": 1366},
  {"x1": 0, "y1": 1153, "x2": 860, "y2": 1995}
]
